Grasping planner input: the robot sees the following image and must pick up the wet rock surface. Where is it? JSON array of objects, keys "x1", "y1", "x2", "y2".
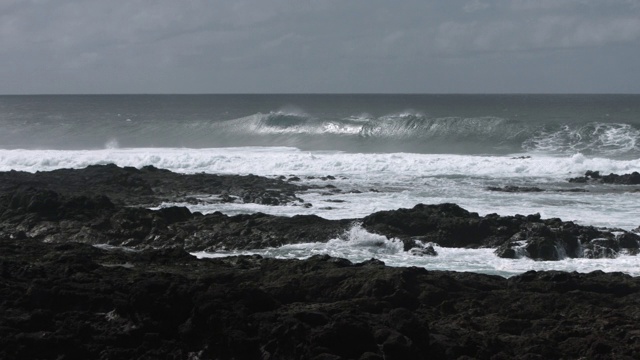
[
  {"x1": 486, "y1": 185, "x2": 544, "y2": 193},
  {"x1": 1, "y1": 239, "x2": 639, "y2": 360},
  {"x1": 0, "y1": 165, "x2": 352, "y2": 252},
  {"x1": 486, "y1": 185, "x2": 588, "y2": 193},
  {"x1": 361, "y1": 203, "x2": 640, "y2": 260},
  {"x1": 2, "y1": 165, "x2": 640, "y2": 359},
  {"x1": 0, "y1": 164, "x2": 306, "y2": 207},
  {"x1": 568, "y1": 170, "x2": 640, "y2": 185},
  {"x1": 0, "y1": 187, "x2": 352, "y2": 252},
  {"x1": 1, "y1": 166, "x2": 638, "y2": 259}
]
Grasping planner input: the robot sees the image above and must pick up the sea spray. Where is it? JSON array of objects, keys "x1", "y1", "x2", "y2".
[{"x1": 2, "y1": 94, "x2": 640, "y2": 276}]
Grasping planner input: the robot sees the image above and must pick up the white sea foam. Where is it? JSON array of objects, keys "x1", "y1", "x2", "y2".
[
  {"x1": 2, "y1": 93, "x2": 639, "y2": 277},
  {"x1": 1, "y1": 147, "x2": 637, "y2": 177},
  {"x1": 523, "y1": 122, "x2": 640, "y2": 157},
  {"x1": 3, "y1": 145, "x2": 640, "y2": 275},
  {"x1": 2, "y1": 147, "x2": 639, "y2": 230},
  {"x1": 193, "y1": 225, "x2": 640, "y2": 278}
]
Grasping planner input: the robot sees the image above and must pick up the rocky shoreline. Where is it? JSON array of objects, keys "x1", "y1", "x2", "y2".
[
  {"x1": 2, "y1": 165, "x2": 638, "y2": 259},
  {"x1": 1, "y1": 164, "x2": 640, "y2": 359},
  {"x1": 2, "y1": 238, "x2": 639, "y2": 359}
]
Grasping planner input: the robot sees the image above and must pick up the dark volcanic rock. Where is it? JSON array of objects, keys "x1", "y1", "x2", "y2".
[
  {"x1": 362, "y1": 203, "x2": 638, "y2": 261},
  {"x1": 486, "y1": 185, "x2": 588, "y2": 193},
  {"x1": 0, "y1": 187, "x2": 352, "y2": 252},
  {"x1": 1, "y1": 239, "x2": 639, "y2": 360},
  {"x1": 409, "y1": 245, "x2": 438, "y2": 256},
  {"x1": 362, "y1": 203, "x2": 493, "y2": 248},
  {"x1": 1, "y1": 183, "x2": 636, "y2": 260},
  {"x1": 1, "y1": 164, "x2": 640, "y2": 358},
  {"x1": 0, "y1": 165, "x2": 354, "y2": 251},
  {"x1": 569, "y1": 170, "x2": 640, "y2": 185},
  {"x1": 180, "y1": 212, "x2": 353, "y2": 251},
  {"x1": 361, "y1": 203, "x2": 545, "y2": 250},
  {"x1": 581, "y1": 232, "x2": 640, "y2": 258},
  {"x1": 486, "y1": 185, "x2": 544, "y2": 192},
  {"x1": 0, "y1": 164, "x2": 306, "y2": 207},
  {"x1": 1, "y1": 165, "x2": 638, "y2": 262}
]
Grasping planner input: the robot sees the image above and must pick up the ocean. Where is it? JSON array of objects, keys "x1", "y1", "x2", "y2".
[{"x1": 1, "y1": 94, "x2": 639, "y2": 277}]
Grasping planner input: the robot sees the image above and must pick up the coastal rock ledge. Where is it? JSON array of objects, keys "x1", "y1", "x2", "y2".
[
  {"x1": 1, "y1": 164, "x2": 640, "y2": 358},
  {"x1": 1, "y1": 238, "x2": 639, "y2": 360},
  {"x1": 0, "y1": 165, "x2": 638, "y2": 260},
  {"x1": 362, "y1": 203, "x2": 640, "y2": 261}
]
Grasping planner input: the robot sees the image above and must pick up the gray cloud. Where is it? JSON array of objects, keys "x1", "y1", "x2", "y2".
[
  {"x1": 0, "y1": 0, "x2": 638, "y2": 93},
  {"x1": 464, "y1": 0, "x2": 490, "y2": 13},
  {"x1": 435, "y1": 15, "x2": 640, "y2": 55}
]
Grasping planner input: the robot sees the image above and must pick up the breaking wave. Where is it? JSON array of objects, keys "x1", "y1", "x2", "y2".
[
  {"x1": 1, "y1": 98, "x2": 638, "y2": 157},
  {"x1": 220, "y1": 111, "x2": 364, "y2": 136},
  {"x1": 215, "y1": 111, "x2": 640, "y2": 157},
  {"x1": 523, "y1": 122, "x2": 639, "y2": 157},
  {"x1": 359, "y1": 113, "x2": 528, "y2": 141}
]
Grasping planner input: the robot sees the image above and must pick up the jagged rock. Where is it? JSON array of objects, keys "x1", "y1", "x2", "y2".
[
  {"x1": 362, "y1": 203, "x2": 492, "y2": 248},
  {"x1": 583, "y1": 238, "x2": 619, "y2": 258},
  {"x1": 1, "y1": 167, "x2": 639, "y2": 263},
  {"x1": 617, "y1": 232, "x2": 640, "y2": 249},
  {"x1": 1, "y1": 186, "x2": 636, "y2": 261},
  {"x1": 486, "y1": 185, "x2": 544, "y2": 192},
  {"x1": 0, "y1": 164, "x2": 307, "y2": 207},
  {"x1": 1, "y1": 240, "x2": 639, "y2": 359},
  {"x1": 2, "y1": 165, "x2": 640, "y2": 358},
  {"x1": 362, "y1": 204, "x2": 634, "y2": 261},
  {"x1": 409, "y1": 245, "x2": 437, "y2": 256},
  {"x1": 486, "y1": 185, "x2": 588, "y2": 193},
  {"x1": 0, "y1": 187, "x2": 350, "y2": 251},
  {"x1": 569, "y1": 170, "x2": 640, "y2": 184},
  {"x1": 495, "y1": 242, "x2": 519, "y2": 259}
]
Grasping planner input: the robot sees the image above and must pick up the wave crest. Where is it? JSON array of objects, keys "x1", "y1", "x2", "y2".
[
  {"x1": 223, "y1": 111, "x2": 363, "y2": 136},
  {"x1": 217, "y1": 112, "x2": 638, "y2": 156},
  {"x1": 359, "y1": 114, "x2": 527, "y2": 142},
  {"x1": 260, "y1": 111, "x2": 311, "y2": 128},
  {"x1": 523, "y1": 123, "x2": 639, "y2": 157}
]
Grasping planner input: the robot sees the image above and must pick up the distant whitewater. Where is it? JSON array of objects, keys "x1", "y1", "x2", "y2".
[
  {"x1": 1, "y1": 94, "x2": 638, "y2": 157},
  {"x1": 1, "y1": 94, "x2": 639, "y2": 276}
]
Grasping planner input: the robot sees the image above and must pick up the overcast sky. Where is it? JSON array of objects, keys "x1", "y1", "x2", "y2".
[{"x1": 1, "y1": 0, "x2": 639, "y2": 94}]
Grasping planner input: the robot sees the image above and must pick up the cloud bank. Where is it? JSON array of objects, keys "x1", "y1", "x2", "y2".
[{"x1": 1, "y1": 0, "x2": 638, "y2": 93}]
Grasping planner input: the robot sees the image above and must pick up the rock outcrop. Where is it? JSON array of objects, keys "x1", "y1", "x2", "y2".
[
  {"x1": 0, "y1": 187, "x2": 352, "y2": 252},
  {"x1": 361, "y1": 203, "x2": 640, "y2": 260},
  {"x1": 1, "y1": 178, "x2": 638, "y2": 260},
  {"x1": 1, "y1": 238, "x2": 639, "y2": 359},
  {"x1": 568, "y1": 170, "x2": 640, "y2": 185},
  {"x1": 0, "y1": 164, "x2": 307, "y2": 207},
  {"x1": 2, "y1": 165, "x2": 640, "y2": 358}
]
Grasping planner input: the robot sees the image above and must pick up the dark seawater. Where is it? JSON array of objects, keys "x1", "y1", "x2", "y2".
[{"x1": 1, "y1": 94, "x2": 639, "y2": 157}]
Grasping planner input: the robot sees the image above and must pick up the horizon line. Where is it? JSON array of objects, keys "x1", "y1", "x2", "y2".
[{"x1": 1, "y1": 92, "x2": 639, "y2": 96}]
